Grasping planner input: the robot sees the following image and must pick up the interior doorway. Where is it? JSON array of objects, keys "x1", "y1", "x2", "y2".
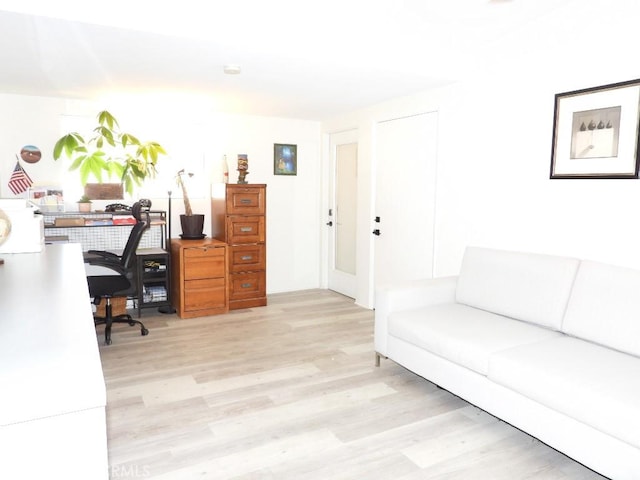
[{"x1": 327, "y1": 129, "x2": 358, "y2": 298}]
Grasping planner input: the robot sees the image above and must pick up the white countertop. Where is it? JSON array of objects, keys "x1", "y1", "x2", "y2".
[{"x1": 0, "y1": 243, "x2": 106, "y2": 426}]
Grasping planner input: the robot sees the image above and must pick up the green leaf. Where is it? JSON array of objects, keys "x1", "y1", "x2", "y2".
[
  {"x1": 53, "y1": 133, "x2": 85, "y2": 160},
  {"x1": 122, "y1": 174, "x2": 137, "y2": 196},
  {"x1": 53, "y1": 137, "x2": 66, "y2": 160},
  {"x1": 69, "y1": 154, "x2": 87, "y2": 171},
  {"x1": 121, "y1": 133, "x2": 140, "y2": 148},
  {"x1": 76, "y1": 151, "x2": 108, "y2": 184},
  {"x1": 94, "y1": 126, "x2": 115, "y2": 147},
  {"x1": 107, "y1": 161, "x2": 123, "y2": 176},
  {"x1": 97, "y1": 110, "x2": 119, "y2": 130}
]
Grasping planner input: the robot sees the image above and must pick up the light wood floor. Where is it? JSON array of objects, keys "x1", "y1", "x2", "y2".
[{"x1": 99, "y1": 289, "x2": 607, "y2": 479}]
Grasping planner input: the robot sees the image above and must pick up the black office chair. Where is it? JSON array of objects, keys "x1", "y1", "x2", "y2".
[{"x1": 86, "y1": 200, "x2": 151, "y2": 345}]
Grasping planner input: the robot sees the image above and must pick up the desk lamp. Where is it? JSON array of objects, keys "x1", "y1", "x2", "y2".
[{"x1": 158, "y1": 189, "x2": 176, "y2": 314}]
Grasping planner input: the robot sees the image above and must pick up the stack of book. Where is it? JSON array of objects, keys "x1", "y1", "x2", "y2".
[
  {"x1": 112, "y1": 214, "x2": 136, "y2": 225},
  {"x1": 143, "y1": 285, "x2": 167, "y2": 303},
  {"x1": 144, "y1": 260, "x2": 167, "y2": 273},
  {"x1": 84, "y1": 218, "x2": 113, "y2": 226}
]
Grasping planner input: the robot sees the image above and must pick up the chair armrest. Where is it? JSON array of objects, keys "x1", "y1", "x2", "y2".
[
  {"x1": 374, "y1": 276, "x2": 458, "y2": 356},
  {"x1": 87, "y1": 250, "x2": 120, "y2": 260},
  {"x1": 85, "y1": 258, "x2": 127, "y2": 277}
]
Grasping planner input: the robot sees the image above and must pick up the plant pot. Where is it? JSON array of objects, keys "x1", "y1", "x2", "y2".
[
  {"x1": 179, "y1": 214, "x2": 205, "y2": 239},
  {"x1": 78, "y1": 202, "x2": 92, "y2": 213}
]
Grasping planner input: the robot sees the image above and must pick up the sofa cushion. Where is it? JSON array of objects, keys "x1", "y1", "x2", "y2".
[
  {"x1": 488, "y1": 336, "x2": 640, "y2": 450},
  {"x1": 563, "y1": 260, "x2": 640, "y2": 357},
  {"x1": 388, "y1": 303, "x2": 561, "y2": 375},
  {"x1": 455, "y1": 247, "x2": 580, "y2": 330}
]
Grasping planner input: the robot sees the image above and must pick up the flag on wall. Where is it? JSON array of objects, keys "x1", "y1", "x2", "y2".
[{"x1": 8, "y1": 160, "x2": 33, "y2": 195}]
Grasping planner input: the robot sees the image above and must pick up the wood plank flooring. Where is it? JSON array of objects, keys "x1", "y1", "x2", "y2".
[{"x1": 99, "y1": 289, "x2": 607, "y2": 479}]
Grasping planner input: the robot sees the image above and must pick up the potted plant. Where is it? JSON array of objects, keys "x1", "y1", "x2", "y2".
[
  {"x1": 176, "y1": 169, "x2": 204, "y2": 238},
  {"x1": 77, "y1": 194, "x2": 92, "y2": 213},
  {"x1": 53, "y1": 110, "x2": 168, "y2": 196}
]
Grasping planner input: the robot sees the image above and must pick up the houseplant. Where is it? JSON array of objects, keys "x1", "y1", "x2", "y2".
[
  {"x1": 175, "y1": 169, "x2": 204, "y2": 238},
  {"x1": 77, "y1": 194, "x2": 92, "y2": 212},
  {"x1": 53, "y1": 110, "x2": 167, "y2": 196}
]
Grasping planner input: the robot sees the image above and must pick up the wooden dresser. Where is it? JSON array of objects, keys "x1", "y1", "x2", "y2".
[
  {"x1": 211, "y1": 183, "x2": 267, "y2": 310},
  {"x1": 170, "y1": 238, "x2": 228, "y2": 318}
]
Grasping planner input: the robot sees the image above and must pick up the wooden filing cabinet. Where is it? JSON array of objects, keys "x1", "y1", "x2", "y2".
[
  {"x1": 211, "y1": 183, "x2": 267, "y2": 310},
  {"x1": 170, "y1": 238, "x2": 228, "y2": 318}
]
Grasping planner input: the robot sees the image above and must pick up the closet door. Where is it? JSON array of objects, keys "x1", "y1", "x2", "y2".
[{"x1": 373, "y1": 112, "x2": 438, "y2": 293}]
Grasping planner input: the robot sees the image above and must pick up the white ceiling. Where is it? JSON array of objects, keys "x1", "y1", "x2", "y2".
[{"x1": 0, "y1": 0, "x2": 577, "y2": 120}]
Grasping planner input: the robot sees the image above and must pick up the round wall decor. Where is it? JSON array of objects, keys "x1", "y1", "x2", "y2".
[{"x1": 20, "y1": 145, "x2": 41, "y2": 163}]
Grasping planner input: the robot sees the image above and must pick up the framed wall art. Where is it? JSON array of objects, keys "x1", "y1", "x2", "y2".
[
  {"x1": 550, "y1": 78, "x2": 640, "y2": 179},
  {"x1": 274, "y1": 143, "x2": 297, "y2": 176}
]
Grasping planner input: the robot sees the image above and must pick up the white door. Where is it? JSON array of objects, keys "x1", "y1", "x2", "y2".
[
  {"x1": 327, "y1": 130, "x2": 358, "y2": 298},
  {"x1": 373, "y1": 112, "x2": 438, "y2": 293}
]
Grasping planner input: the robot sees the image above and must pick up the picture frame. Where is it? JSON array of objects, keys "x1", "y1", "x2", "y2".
[
  {"x1": 274, "y1": 143, "x2": 297, "y2": 176},
  {"x1": 28, "y1": 186, "x2": 65, "y2": 212},
  {"x1": 550, "y1": 78, "x2": 640, "y2": 179}
]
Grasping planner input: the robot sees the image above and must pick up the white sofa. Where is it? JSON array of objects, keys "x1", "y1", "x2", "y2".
[{"x1": 374, "y1": 246, "x2": 640, "y2": 479}]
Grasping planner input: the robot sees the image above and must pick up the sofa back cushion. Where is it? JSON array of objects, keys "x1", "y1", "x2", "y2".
[
  {"x1": 563, "y1": 260, "x2": 640, "y2": 357},
  {"x1": 456, "y1": 247, "x2": 580, "y2": 330}
]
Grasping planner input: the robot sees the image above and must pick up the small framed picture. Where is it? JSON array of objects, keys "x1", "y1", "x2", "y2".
[
  {"x1": 274, "y1": 143, "x2": 297, "y2": 176},
  {"x1": 550, "y1": 78, "x2": 640, "y2": 179},
  {"x1": 28, "y1": 186, "x2": 65, "y2": 212}
]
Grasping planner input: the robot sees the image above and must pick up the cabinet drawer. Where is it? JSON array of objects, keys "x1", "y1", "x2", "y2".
[
  {"x1": 184, "y1": 246, "x2": 225, "y2": 280},
  {"x1": 184, "y1": 278, "x2": 226, "y2": 311},
  {"x1": 229, "y1": 244, "x2": 266, "y2": 273},
  {"x1": 227, "y1": 216, "x2": 265, "y2": 244},
  {"x1": 229, "y1": 272, "x2": 265, "y2": 300},
  {"x1": 226, "y1": 186, "x2": 265, "y2": 215}
]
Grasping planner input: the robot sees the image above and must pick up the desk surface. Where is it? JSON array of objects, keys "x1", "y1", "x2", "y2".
[{"x1": 0, "y1": 243, "x2": 106, "y2": 426}]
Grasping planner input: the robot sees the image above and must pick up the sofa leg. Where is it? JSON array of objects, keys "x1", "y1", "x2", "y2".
[{"x1": 375, "y1": 352, "x2": 386, "y2": 367}]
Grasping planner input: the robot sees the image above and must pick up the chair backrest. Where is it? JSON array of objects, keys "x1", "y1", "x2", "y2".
[{"x1": 119, "y1": 200, "x2": 151, "y2": 269}]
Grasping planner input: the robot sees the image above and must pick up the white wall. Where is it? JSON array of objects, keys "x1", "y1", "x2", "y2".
[
  {"x1": 0, "y1": 94, "x2": 70, "y2": 196},
  {"x1": 434, "y1": 0, "x2": 640, "y2": 274},
  {"x1": 323, "y1": 0, "x2": 640, "y2": 308},
  {"x1": 211, "y1": 113, "x2": 323, "y2": 294},
  {"x1": 0, "y1": 95, "x2": 322, "y2": 294}
]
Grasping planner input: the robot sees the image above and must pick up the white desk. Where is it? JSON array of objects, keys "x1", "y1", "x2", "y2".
[{"x1": 0, "y1": 243, "x2": 108, "y2": 479}]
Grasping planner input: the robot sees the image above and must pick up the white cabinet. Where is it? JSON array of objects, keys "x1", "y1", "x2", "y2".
[{"x1": 0, "y1": 244, "x2": 108, "y2": 480}]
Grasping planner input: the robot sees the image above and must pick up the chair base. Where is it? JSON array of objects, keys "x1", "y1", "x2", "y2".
[{"x1": 94, "y1": 313, "x2": 149, "y2": 345}]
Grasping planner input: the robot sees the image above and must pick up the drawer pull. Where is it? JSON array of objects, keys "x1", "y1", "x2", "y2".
[
  {"x1": 240, "y1": 199, "x2": 252, "y2": 204},
  {"x1": 241, "y1": 282, "x2": 253, "y2": 288},
  {"x1": 240, "y1": 255, "x2": 253, "y2": 261},
  {"x1": 240, "y1": 227, "x2": 253, "y2": 232}
]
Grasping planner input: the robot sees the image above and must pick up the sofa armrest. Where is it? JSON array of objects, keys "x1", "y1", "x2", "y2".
[{"x1": 374, "y1": 276, "x2": 458, "y2": 357}]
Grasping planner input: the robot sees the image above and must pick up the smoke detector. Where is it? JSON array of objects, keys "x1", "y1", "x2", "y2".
[{"x1": 223, "y1": 64, "x2": 242, "y2": 75}]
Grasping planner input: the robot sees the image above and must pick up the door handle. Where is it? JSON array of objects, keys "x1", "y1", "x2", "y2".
[{"x1": 372, "y1": 229, "x2": 381, "y2": 236}]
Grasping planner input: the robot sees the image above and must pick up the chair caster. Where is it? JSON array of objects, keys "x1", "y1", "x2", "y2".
[
  {"x1": 141, "y1": 328, "x2": 149, "y2": 336},
  {"x1": 128, "y1": 320, "x2": 136, "y2": 326}
]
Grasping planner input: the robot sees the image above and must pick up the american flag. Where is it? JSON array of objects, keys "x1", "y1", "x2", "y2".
[{"x1": 8, "y1": 160, "x2": 33, "y2": 195}]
